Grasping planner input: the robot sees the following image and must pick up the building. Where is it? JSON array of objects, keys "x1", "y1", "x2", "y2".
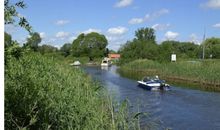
[{"x1": 108, "y1": 54, "x2": 120, "y2": 60}]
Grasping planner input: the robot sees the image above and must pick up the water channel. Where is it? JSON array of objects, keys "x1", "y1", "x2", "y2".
[{"x1": 83, "y1": 65, "x2": 220, "y2": 130}]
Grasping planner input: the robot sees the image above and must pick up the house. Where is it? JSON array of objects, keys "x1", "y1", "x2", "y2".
[{"x1": 108, "y1": 54, "x2": 120, "y2": 60}]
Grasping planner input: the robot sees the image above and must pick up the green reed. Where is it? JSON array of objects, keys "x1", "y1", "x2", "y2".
[
  {"x1": 5, "y1": 53, "x2": 141, "y2": 129},
  {"x1": 118, "y1": 59, "x2": 220, "y2": 91}
]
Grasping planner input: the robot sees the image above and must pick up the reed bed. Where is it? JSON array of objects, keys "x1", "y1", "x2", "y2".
[
  {"x1": 118, "y1": 59, "x2": 220, "y2": 91},
  {"x1": 5, "y1": 53, "x2": 140, "y2": 129}
]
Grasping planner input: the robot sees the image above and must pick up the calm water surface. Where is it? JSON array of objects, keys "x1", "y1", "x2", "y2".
[{"x1": 83, "y1": 66, "x2": 220, "y2": 130}]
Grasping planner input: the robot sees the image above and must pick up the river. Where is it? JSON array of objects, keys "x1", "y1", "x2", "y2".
[{"x1": 83, "y1": 65, "x2": 220, "y2": 130}]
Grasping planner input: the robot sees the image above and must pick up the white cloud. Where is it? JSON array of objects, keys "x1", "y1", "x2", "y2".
[
  {"x1": 39, "y1": 32, "x2": 46, "y2": 39},
  {"x1": 68, "y1": 36, "x2": 77, "y2": 42},
  {"x1": 213, "y1": 23, "x2": 220, "y2": 28},
  {"x1": 201, "y1": 0, "x2": 220, "y2": 9},
  {"x1": 128, "y1": 9, "x2": 169, "y2": 24},
  {"x1": 107, "y1": 26, "x2": 128, "y2": 35},
  {"x1": 107, "y1": 41, "x2": 124, "y2": 51},
  {"x1": 128, "y1": 18, "x2": 144, "y2": 24},
  {"x1": 152, "y1": 23, "x2": 170, "y2": 31},
  {"x1": 54, "y1": 45, "x2": 62, "y2": 49},
  {"x1": 55, "y1": 20, "x2": 70, "y2": 25},
  {"x1": 165, "y1": 31, "x2": 179, "y2": 40},
  {"x1": 146, "y1": 9, "x2": 169, "y2": 21},
  {"x1": 55, "y1": 31, "x2": 70, "y2": 39},
  {"x1": 189, "y1": 33, "x2": 201, "y2": 45},
  {"x1": 82, "y1": 28, "x2": 101, "y2": 34},
  {"x1": 106, "y1": 35, "x2": 124, "y2": 42},
  {"x1": 114, "y1": 0, "x2": 133, "y2": 8}
]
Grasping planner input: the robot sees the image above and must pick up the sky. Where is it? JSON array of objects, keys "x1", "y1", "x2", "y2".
[{"x1": 4, "y1": 0, "x2": 220, "y2": 50}]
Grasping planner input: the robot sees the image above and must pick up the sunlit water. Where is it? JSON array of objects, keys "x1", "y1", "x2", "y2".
[{"x1": 83, "y1": 65, "x2": 220, "y2": 130}]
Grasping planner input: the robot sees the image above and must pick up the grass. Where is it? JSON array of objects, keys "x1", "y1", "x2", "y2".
[
  {"x1": 5, "y1": 53, "x2": 141, "y2": 129},
  {"x1": 118, "y1": 59, "x2": 220, "y2": 92}
]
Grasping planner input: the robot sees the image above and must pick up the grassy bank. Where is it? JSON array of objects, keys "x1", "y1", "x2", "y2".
[
  {"x1": 5, "y1": 53, "x2": 140, "y2": 129},
  {"x1": 118, "y1": 59, "x2": 220, "y2": 92}
]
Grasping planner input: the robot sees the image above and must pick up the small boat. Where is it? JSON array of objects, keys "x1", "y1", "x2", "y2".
[
  {"x1": 101, "y1": 57, "x2": 111, "y2": 67},
  {"x1": 70, "y1": 61, "x2": 81, "y2": 66},
  {"x1": 137, "y1": 76, "x2": 170, "y2": 91}
]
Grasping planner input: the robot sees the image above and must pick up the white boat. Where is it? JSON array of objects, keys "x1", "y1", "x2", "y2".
[
  {"x1": 137, "y1": 76, "x2": 170, "y2": 91},
  {"x1": 70, "y1": 61, "x2": 81, "y2": 66},
  {"x1": 101, "y1": 57, "x2": 111, "y2": 67}
]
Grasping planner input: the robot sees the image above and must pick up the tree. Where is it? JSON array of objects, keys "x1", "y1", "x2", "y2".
[
  {"x1": 203, "y1": 37, "x2": 220, "y2": 58},
  {"x1": 60, "y1": 43, "x2": 72, "y2": 57},
  {"x1": 25, "y1": 32, "x2": 42, "y2": 51},
  {"x1": 4, "y1": 0, "x2": 32, "y2": 32},
  {"x1": 157, "y1": 40, "x2": 200, "y2": 61},
  {"x1": 119, "y1": 27, "x2": 158, "y2": 63},
  {"x1": 38, "y1": 44, "x2": 58, "y2": 54},
  {"x1": 71, "y1": 32, "x2": 108, "y2": 60},
  {"x1": 135, "y1": 27, "x2": 156, "y2": 42},
  {"x1": 4, "y1": 32, "x2": 12, "y2": 47}
]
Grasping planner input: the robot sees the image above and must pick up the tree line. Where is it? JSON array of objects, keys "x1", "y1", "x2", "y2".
[
  {"x1": 5, "y1": 28, "x2": 220, "y2": 63},
  {"x1": 118, "y1": 27, "x2": 220, "y2": 63}
]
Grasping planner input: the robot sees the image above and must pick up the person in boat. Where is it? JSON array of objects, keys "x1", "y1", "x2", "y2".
[{"x1": 143, "y1": 76, "x2": 150, "y2": 82}]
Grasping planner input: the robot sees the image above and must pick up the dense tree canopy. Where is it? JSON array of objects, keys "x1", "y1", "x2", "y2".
[
  {"x1": 119, "y1": 27, "x2": 158, "y2": 63},
  {"x1": 203, "y1": 37, "x2": 220, "y2": 58},
  {"x1": 4, "y1": 32, "x2": 12, "y2": 47},
  {"x1": 38, "y1": 44, "x2": 58, "y2": 54},
  {"x1": 118, "y1": 27, "x2": 210, "y2": 63},
  {"x1": 60, "y1": 43, "x2": 72, "y2": 57},
  {"x1": 157, "y1": 41, "x2": 199, "y2": 61},
  {"x1": 71, "y1": 32, "x2": 108, "y2": 60},
  {"x1": 135, "y1": 27, "x2": 156, "y2": 42},
  {"x1": 25, "y1": 32, "x2": 42, "y2": 51}
]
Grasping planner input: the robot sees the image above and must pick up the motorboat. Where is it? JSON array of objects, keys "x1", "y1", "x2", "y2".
[
  {"x1": 101, "y1": 57, "x2": 111, "y2": 67},
  {"x1": 137, "y1": 76, "x2": 170, "y2": 91}
]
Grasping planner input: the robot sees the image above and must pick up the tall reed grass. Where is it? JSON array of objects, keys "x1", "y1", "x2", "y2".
[
  {"x1": 5, "y1": 53, "x2": 140, "y2": 129},
  {"x1": 118, "y1": 59, "x2": 220, "y2": 91}
]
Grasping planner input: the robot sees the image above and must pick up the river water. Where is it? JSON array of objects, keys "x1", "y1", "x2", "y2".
[{"x1": 83, "y1": 65, "x2": 220, "y2": 130}]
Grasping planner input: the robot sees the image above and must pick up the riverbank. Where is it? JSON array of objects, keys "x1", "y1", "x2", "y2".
[
  {"x1": 118, "y1": 59, "x2": 220, "y2": 92},
  {"x1": 5, "y1": 53, "x2": 139, "y2": 129}
]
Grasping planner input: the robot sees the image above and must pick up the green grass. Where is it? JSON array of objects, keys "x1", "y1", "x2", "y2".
[
  {"x1": 118, "y1": 59, "x2": 220, "y2": 91},
  {"x1": 5, "y1": 53, "x2": 140, "y2": 129}
]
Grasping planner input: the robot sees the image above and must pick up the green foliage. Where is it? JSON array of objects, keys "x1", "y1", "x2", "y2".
[
  {"x1": 5, "y1": 52, "x2": 139, "y2": 129},
  {"x1": 4, "y1": 0, "x2": 32, "y2": 32},
  {"x1": 25, "y1": 32, "x2": 42, "y2": 51},
  {"x1": 157, "y1": 40, "x2": 199, "y2": 62},
  {"x1": 4, "y1": 32, "x2": 12, "y2": 47},
  {"x1": 203, "y1": 37, "x2": 220, "y2": 58},
  {"x1": 5, "y1": 41, "x2": 25, "y2": 60},
  {"x1": 135, "y1": 27, "x2": 155, "y2": 42},
  {"x1": 38, "y1": 44, "x2": 58, "y2": 54},
  {"x1": 119, "y1": 27, "x2": 158, "y2": 64},
  {"x1": 60, "y1": 43, "x2": 71, "y2": 57},
  {"x1": 71, "y1": 32, "x2": 108, "y2": 60}
]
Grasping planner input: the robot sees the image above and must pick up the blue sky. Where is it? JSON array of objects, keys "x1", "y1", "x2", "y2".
[{"x1": 5, "y1": 0, "x2": 220, "y2": 50}]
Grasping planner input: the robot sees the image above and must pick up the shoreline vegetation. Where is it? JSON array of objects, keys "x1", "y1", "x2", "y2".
[
  {"x1": 5, "y1": 53, "x2": 141, "y2": 129},
  {"x1": 118, "y1": 59, "x2": 220, "y2": 92}
]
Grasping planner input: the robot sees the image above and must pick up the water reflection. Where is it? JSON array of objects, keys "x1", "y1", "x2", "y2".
[{"x1": 101, "y1": 66, "x2": 109, "y2": 71}]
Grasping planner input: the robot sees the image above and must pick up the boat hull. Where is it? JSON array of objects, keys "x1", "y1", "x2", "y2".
[
  {"x1": 101, "y1": 63, "x2": 111, "y2": 67},
  {"x1": 137, "y1": 81, "x2": 170, "y2": 91}
]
